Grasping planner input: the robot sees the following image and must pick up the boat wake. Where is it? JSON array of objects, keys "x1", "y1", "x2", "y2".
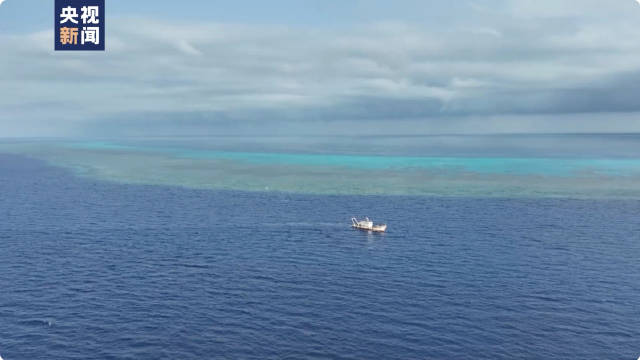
[{"x1": 262, "y1": 221, "x2": 345, "y2": 228}]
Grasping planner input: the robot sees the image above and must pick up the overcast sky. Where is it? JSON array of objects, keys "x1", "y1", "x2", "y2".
[{"x1": 1, "y1": 0, "x2": 640, "y2": 137}]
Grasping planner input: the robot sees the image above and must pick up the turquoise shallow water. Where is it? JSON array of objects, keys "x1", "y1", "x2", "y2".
[
  {"x1": 64, "y1": 140, "x2": 640, "y2": 176},
  {"x1": 3, "y1": 135, "x2": 640, "y2": 198}
]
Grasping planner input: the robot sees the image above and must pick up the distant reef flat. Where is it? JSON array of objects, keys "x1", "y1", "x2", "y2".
[{"x1": 2, "y1": 137, "x2": 640, "y2": 198}]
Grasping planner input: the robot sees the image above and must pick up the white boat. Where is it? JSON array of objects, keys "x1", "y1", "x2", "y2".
[{"x1": 351, "y1": 217, "x2": 387, "y2": 232}]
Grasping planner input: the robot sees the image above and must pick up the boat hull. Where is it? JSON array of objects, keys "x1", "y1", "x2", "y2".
[{"x1": 352, "y1": 224, "x2": 387, "y2": 232}]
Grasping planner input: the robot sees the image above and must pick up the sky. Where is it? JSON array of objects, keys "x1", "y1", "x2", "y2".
[{"x1": 1, "y1": 0, "x2": 640, "y2": 137}]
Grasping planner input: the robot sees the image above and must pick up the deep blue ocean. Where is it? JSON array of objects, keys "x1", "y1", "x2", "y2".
[{"x1": 1, "y1": 153, "x2": 640, "y2": 359}]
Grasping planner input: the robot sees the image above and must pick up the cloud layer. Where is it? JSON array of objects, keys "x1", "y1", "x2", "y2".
[{"x1": 1, "y1": 0, "x2": 640, "y2": 136}]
